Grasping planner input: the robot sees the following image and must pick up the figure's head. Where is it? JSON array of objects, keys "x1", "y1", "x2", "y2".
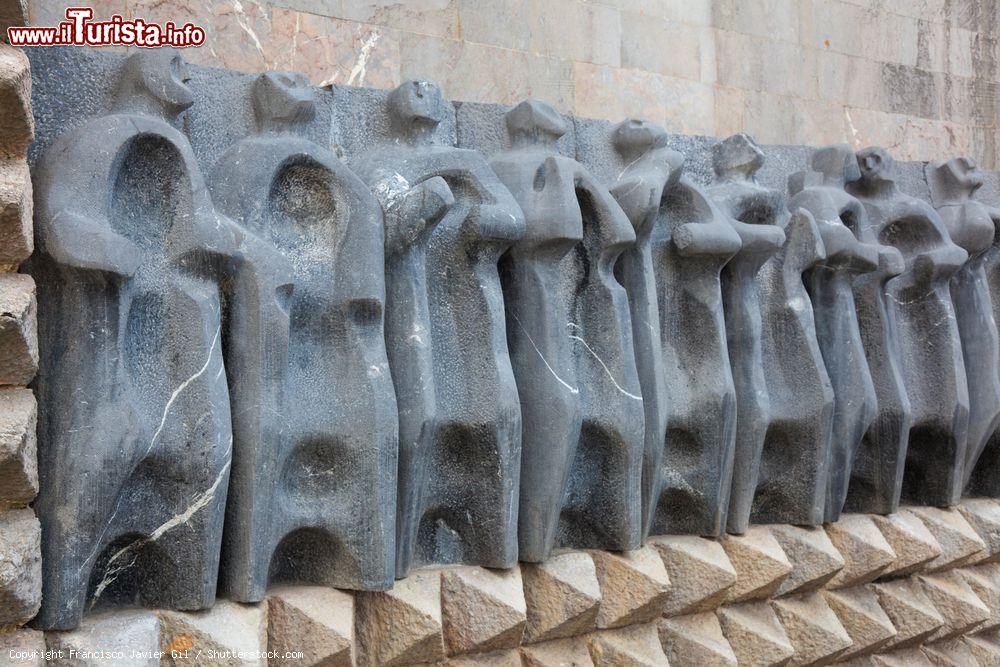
[
  {"x1": 506, "y1": 99, "x2": 569, "y2": 147},
  {"x1": 944, "y1": 156, "x2": 983, "y2": 191},
  {"x1": 612, "y1": 117, "x2": 667, "y2": 160},
  {"x1": 712, "y1": 133, "x2": 764, "y2": 180},
  {"x1": 114, "y1": 50, "x2": 193, "y2": 118},
  {"x1": 387, "y1": 80, "x2": 447, "y2": 137},
  {"x1": 927, "y1": 156, "x2": 984, "y2": 207},
  {"x1": 811, "y1": 144, "x2": 861, "y2": 184},
  {"x1": 855, "y1": 146, "x2": 895, "y2": 185},
  {"x1": 252, "y1": 71, "x2": 316, "y2": 131}
]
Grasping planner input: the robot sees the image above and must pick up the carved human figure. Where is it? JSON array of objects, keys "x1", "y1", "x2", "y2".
[
  {"x1": 491, "y1": 102, "x2": 643, "y2": 561},
  {"x1": 208, "y1": 72, "x2": 398, "y2": 600},
  {"x1": 30, "y1": 51, "x2": 236, "y2": 629},
  {"x1": 705, "y1": 134, "x2": 786, "y2": 534},
  {"x1": 927, "y1": 157, "x2": 1000, "y2": 497},
  {"x1": 848, "y1": 147, "x2": 970, "y2": 507},
  {"x1": 350, "y1": 80, "x2": 524, "y2": 576},
  {"x1": 607, "y1": 119, "x2": 677, "y2": 538},
  {"x1": 612, "y1": 121, "x2": 743, "y2": 536},
  {"x1": 788, "y1": 145, "x2": 881, "y2": 522}
]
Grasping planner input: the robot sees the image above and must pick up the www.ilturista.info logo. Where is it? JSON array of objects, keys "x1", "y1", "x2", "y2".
[{"x1": 8, "y1": 7, "x2": 206, "y2": 47}]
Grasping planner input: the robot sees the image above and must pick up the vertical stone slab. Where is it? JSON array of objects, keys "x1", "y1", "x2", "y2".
[
  {"x1": 705, "y1": 134, "x2": 786, "y2": 535},
  {"x1": 847, "y1": 146, "x2": 970, "y2": 508},
  {"x1": 490, "y1": 101, "x2": 643, "y2": 561},
  {"x1": 30, "y1": 52, "x2": 235, "y2": 629},
  {"x1": 208, "y1": 72, "x2": 396, "y2": 599},
  {"x1": 788, "y1": 145, "x2": 881, "y2": 523},
  {"x1": 349, "y1": 80, "x2": 524, "y2": 576},
  {"x1": 927, "y1": 158, "x2": 1000, "y2": 499}
]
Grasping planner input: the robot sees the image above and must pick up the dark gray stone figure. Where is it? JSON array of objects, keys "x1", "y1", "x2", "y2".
[
  {"x1": 753, "y1": 206, "x2": 835, "y2": 526},
  {"x1": 927, "y1": 157, "x2": 1000, "y2": 497},
  {"x1": 607, "y1": 119, "x2": 677, "y2": 539},
  {"x1": 705, "y1": 134, "x2": 786, "y2": 534},
  {"x1": 350, "y1": 81, "x2": 524, "y2": 576},
  {"x1": 788, "y1": 145, "x2": 881, "y2": 523},
  {"x1": 208, "y1": 72, "x2": 397, "y2": 600},
  {"x1": 612, "y1": 121, "x2": 742, "y2": 536},
  {"x1": 490, "y1": 102, "x2": 643, "y2": 561},
  {"x1": 848, "y1": 147, "x2": 970, "y2": 507},
  {"x1": 30, "y1": 51, "x2": 236, "y2": 630}
]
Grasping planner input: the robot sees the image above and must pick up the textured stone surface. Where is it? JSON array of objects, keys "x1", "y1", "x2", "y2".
[
  {"x1": 720, "y1": 526, "x2": 793, "y2": 603},
  {"x1": 0, "y1": 273, "x2": 35, "y2": 385},
  {"x1": 825, "y1": 515, "x2": 897, "y2": 588},
  {"x1": 0, "y1": 628, "x2": 44, "y2": 666},
  {"x1": 772, "y1": 591, "x2": 852, "y2": 666},
  {"x1": 918, "y1": 570, "x2": 990, "y2": 641},
  {"x1": 824, "y1": 586, "x2": 897, "y2": 661},
  {"x1": 0, "y1": 387, "x2": 35, "y2": 509},
  {"x1": 0, "y1": 44, "x2": 31, "y2": 158},
  {"x1": 716, "y1": 601, "x2": 795, "y2": 666},
  {"x1": 586, "y1": 624, "x2": 668, "y2": 666},
  {"x1": 956, "y1": 564, "x2": 1000, "y2": 631},
  {"x1": 441, "y1": 566, "x2": 526, "y2": 655},
  {"x1": 957, "y1": 500, "x2": 1000, "y2": 562},
  {"x1": 591, "y1": 546, "x2": 670, "y2": 629},
  {"x1": 266, "y1": 586, "x2": 354, "y2": 667},
  {"x1": 651, "y1": 535, "x2": 737, "y2": 616},
  {"x1": 522, "y1": 552, "x2": 601, "y2": 644},
  {"x1": 519, "y1": 636, "x2": 595, "y2": 667},
  {"x1": 871, "y1": 578, "x2": 945, "y2": 651},
  {"x1": 770, "y1": 524, "x2": 845, "y2": 596},
  {"x1": 355, "y1": 569, "x2": 443, "y2": 667},
  {"x1": 658, "y1": 612, "x2": 738, "y2": 666},
  {"x1": 158, "y1": 601, "x2": 267, "y2": 666},
  {"x1": 0, "y1": 508, "x2": 40, "y2": 628},
  {"x1": 873, "y1": 512, "x2": 943, "y2": 578},
  {"x1": 46, "y1": 610, "x2": 160, "y2": 667},
  {"x1": 922, "y1": 637, "x2": 981, "y2": 666},
  {"x1": 0, "y1": 158, "x2": 32, "y2": 269},
  {"x1": 908, "y1": 506, "x2": 987, "y2": 571}
]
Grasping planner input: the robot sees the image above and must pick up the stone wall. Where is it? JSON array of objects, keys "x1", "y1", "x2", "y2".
[{"x1": 23, "y1": 0, "x2": 1000, "y2": 167}]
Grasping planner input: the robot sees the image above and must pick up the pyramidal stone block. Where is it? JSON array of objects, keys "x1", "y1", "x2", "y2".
[
  {"x1": 586, "y1": 624, "x2": 669, "y2": 667},
  {"x1": 658, "y1": 612, "x2": 737, "y2": 667},
  {"x1": 958, "y1": 500, "x2": 1000, "y2": 564},
  {"x1": 441, "y1": 565, "x2": 527, "y2": 655},
  {"x1": 650, "y1": 536, "x2": 737, "y2": 616},
  {"x1": 522, "y1": 552, "x2": 602, "y2": 644},
  {"x1": 0, "y1": 273, "x2": 36, "y2": 385},
  {"x1": 0, "y1": 387, "x2": 36, "y2": 510},
  {"x1": 825, "y1": 515, "x2": 897, "y2": 588},
  {"x1": 907, "y1": 507, "x2": 986, "y2": 571},
  {"x1": 158, "y1": 600, "x2": 267, "y2": 664},
  {"x1": 922, "y1": 637, "x2": 980, "y2": 666},
  {"x1": 957, "y1": 564, "x2": 1000, "y2": 631},
  {"x1": 444, "y1": 649, "x2": 523, "y2": 666},
  {"x1": 716, "y1": 601, "x2": 795, "y2": 666},
  {"x1": 266, "y1": 586, "x2": 354, "y2": 667},
  {"x1": 869, "y1": 646, "x2": 935, "y2": 666},
  {"x1": 918, "y1": 571, "x2": 990, "y2": 641},
  {"x1": 46, "y1": 610, "x2": 161, "y2": 667},
  {"x1": 355, "y1": 569, "x2": 444, "y2": 667},
  {"x1": 823, "y1": 586, "x2": 897, "y2": 661},
  {"x1": 1, "y1": 629, "x2": 43, "y2": 667},
  {"x1": 769, "y1": 524, "x2": 845, "y2": 596},
  {"x1": 519, "y1": 636, "x2": 595, "y2": 667},
  {"x1": 964, "y1": 632, "x2": 1000, "y2": 666},
  {"x1": 871, "y1": 578, "x2": 944, "y2": 651},
  {"x1": 721, "y1": 526, "x2": 793, "y2": 603},
  {"x1": 591, "y1": 545, "x2": 670, "y2": 629},
  {"x1": 873, "y1": 512, "x2": 943, "y2": 578},
  {"x1": 771, "y1": 592, "x2": 852, "y2": 665}
]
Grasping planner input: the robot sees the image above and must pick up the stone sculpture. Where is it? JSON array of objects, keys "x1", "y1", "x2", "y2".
[
  {"x1": 208, "y1": 72, "x2": 397, "y2": 600},
  {"x1": 788, "y1": 145, "x2": 880, "y2": 522},
  {"x1": 927, "y1": 157, "x2": 1000, "y2": 497},
  {"x1": 350, "y1": 80, "x2": 524, "y2": 576},
  {"x1": 30, "y1": 51, "x2": 235, "y2": 629},
  {"x1": 490, "y1": 102, "x2": 644, "y2": 561},
  {"x1": 705, "y1": 134, "x2": 786, "y2": 534},
  {"x1": 848, "y1": 147, "x2": 970, "y2": 507},
  {"x1": 611, "y1": 120, "x2": 742, "y2": 536}
]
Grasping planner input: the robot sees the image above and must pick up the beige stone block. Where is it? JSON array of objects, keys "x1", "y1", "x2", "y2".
[
  {"x1": 770, "y1": 525, "x2": 845, "y2": 597},
  {"x1": 815, "y1": 51, "x2": 884, "y2": 110},
  {"x1": 873, "y1": 512, "x2": 943, "y2": 578},
  {"x1": 0, "y1": 507, "x2": 40, "y2": 628},
  {"x1": 0, "y1": 158, "x2": 31, "y2": 268},
  {"x1": 825, "y1": 514, "x2": 897, "y2": 589},
  {"x1": 715, "y1": 29, "x2": 818, "y2": 100},
  {"x1": 591, "y1": 545, "x2": 670, "y2": 629},
  {"x1": 650, "y1": 535, "x2": 737, "y2": 616},
  {"x1": 0, "y1": 45, "x2": 31, "y2": 158},
  {"x1": 341, "y1": 0, "x2": 459, "y2": 39},
  {"x1": 713, "y1": 0, "x2": 799, "y2": 43},
  {"x1": 771, "y1": 592, "x2": 852, "y2": 666},
  {"x1": 444, "y1": 649, "x2": 523, "y2": 666},
  {"x1": 620, "y1": 13, "x2": 704, "y2": 81},
  {"x1": 870, "y1": 646, "x2": 935, "y2": 666},
  {"x1": 918, "y1": 570, "x2": 989, "y2": 641},
  {"x1": 0, "y1": 274, "x2": 36, "y2": 386},
  {"x1": 356, "y1": 569, "x2": 443, "y2": 667},
  {"x1": 956, "y1": 563, "x2": 1000, "y2": 631},
  {"x1": 0, "y1": 628, "x2": 44, "y2": 666},
  {"x1": 916, "y1": 19, "x2": 948, "y2": 73},
  {"x1": 907, "y1": 506, "x2": 986, "y2": 572},
  {"x1": 842, "y1": 107, "x2": 907, "y2": 155},
  {"x1": 522, "y1": 552, "x2": 601, "y2": 644},
  {"x1": 823, "y1": 586, "x2": 897, "y2": 661},
  {"x1": 741, "y1": 90, "x2": 797, "y2": 145},
  {"x1": 520, "y1": 635, "x2": 594, "y2": 667},
  {"x1": 159, "y1": 600, "x2": 266, "y2": 667},
  {"x1": 266, "y1": 585, "x2": 354, "y2": 667},
  {"x1": 870, "y1": 578, "x2": 944, "y2": 651},
  {"x1": 658, "y1": 612, "x2": 737, "y2": 666},
  {"x1": 922, "y1": 637, "x2": 979, "y2": 666},
  {"x1": 802, "y1": 0, "x2": 917, "y2": 66},
  {"x1": 958, "y1": 500, "x2": 1000, "y2": 563},
  {"x1": 720, "y1": 526, "x2": 792, "y2": 603},
  {"x1": 591, "y1": 0, "x2": 712, "y2": 26},
  {"x1": 0, "y1": 388, "x2": 35, "y2": 510},
  {"x1": 948, "y1": 26, "x2": 976, "y2": 78},
  {"x1": 713, "y1": 86, "x2": 745, "y2": 139},
  {"x1": 47, "y1": 610, "x2": 160, "y2": 666},
  {"x1": 790, "y1": 97, "x2": 850, "y2": 148},
  {"x1": 441, "y1": 565, "x2": 526, "y2": 655},
  {"x1": 965, "y1": 632, "x2": 1000, "y2": 666},
  {"x1": 586, "y1": 623, "x2": 668, "y2": 666},
  {"x1": 716, "y1": 602, "x2": 794, "y2": 666}
]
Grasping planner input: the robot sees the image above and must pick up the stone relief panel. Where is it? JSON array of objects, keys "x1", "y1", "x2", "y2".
[{"x1": 848, "y1": 147, "x2": 971, "y2": 508}]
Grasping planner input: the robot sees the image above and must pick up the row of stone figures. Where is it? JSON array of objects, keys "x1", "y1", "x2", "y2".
[{"x1": 27, "y1": 50, "x2": 1000, "y2": 631}]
